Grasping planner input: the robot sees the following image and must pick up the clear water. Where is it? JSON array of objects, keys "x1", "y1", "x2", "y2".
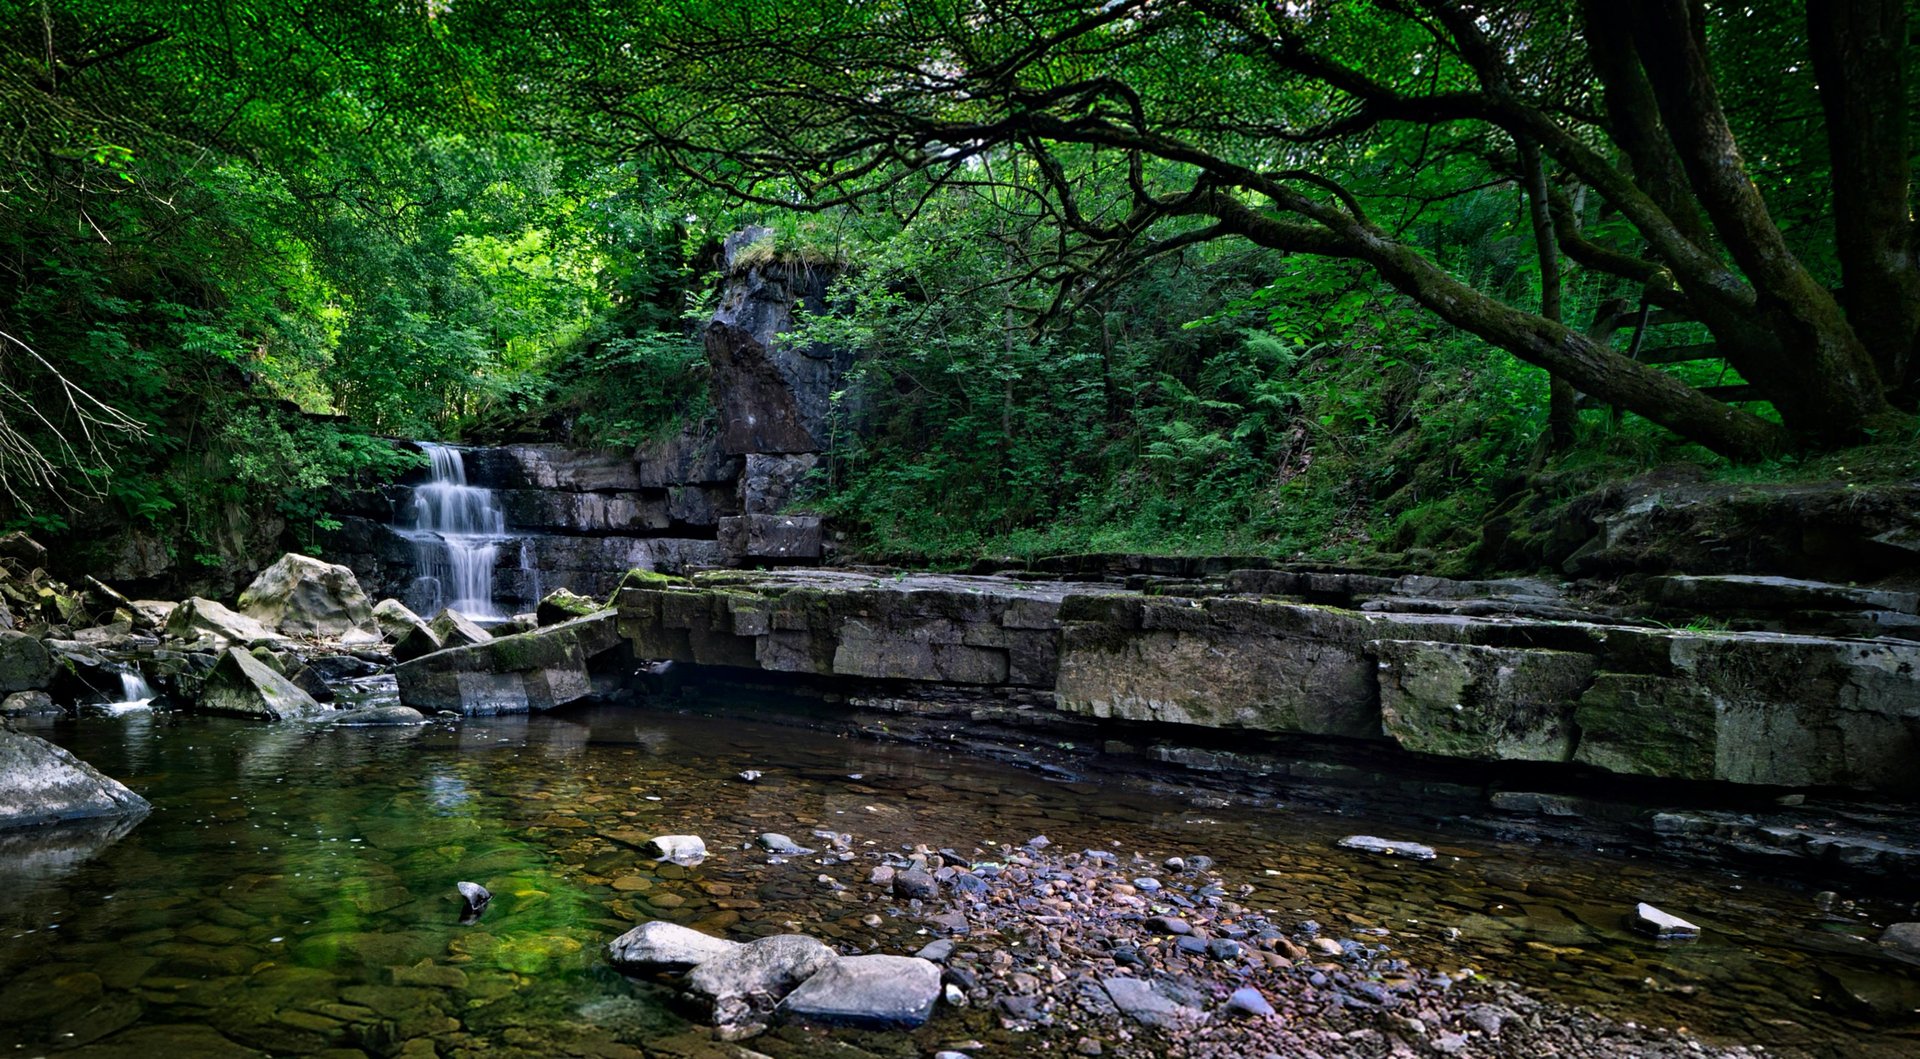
[
  {"x1": 2, "y1": 703, "x2": 1917, "y2": 1057},
  {"x1": 397, "y1": 442, "x2": 509, "y2": 619}
]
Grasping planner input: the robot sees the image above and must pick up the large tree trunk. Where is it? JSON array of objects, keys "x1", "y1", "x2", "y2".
[
  {"x1": 1625, "y1": 0, "x2": 1893, "y2": 443},
  {"x1": 1518, "y1": 138, "x2": 1575, "y2": 453},
  {"x1": 1809, "y1": 0, "x2": 1919, "y2": 405}
]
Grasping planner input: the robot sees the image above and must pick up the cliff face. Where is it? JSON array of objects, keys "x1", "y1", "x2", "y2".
[{"x1": 704, "y1": 226, "x2": 852, "y2": 457}]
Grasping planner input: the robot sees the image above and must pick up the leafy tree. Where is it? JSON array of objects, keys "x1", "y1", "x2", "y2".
[{"x1": 486, "y1": 0, "x2": 1918, "y2": 458}]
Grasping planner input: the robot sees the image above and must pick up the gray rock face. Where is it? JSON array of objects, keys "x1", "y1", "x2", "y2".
[
  {"x1": 686, "y1": 933, "x2": 837, "y2": 1015},
  {"x1": 0, "y1": 727, "x2": 150, "y2": 829},
  {"x1": 779, "y1": 954, "x2": 942, "y2": 1028},
  {"x1": 1056, "y1": 596, "x2": 1387, "y2": 737},
  {"x1": 706, "y1": 229, "x2": 849, "y2": 455},
  {"x1": 394, "y1": 610, "x2": 620, "y2": 715},
  {"x1": 634, "y1": 427, "x2": 741, "y2": 488},
  {"x1": 164, "y1": 597, "x2": 282, "y2": 646},
  {"x1": 1373, "y1": 641, "x2": 1597, "y2": 762},
  {"x1": 612, "y1": 569, "x2": 1920, "y2": 795},
  {"x1": 607, "y1": 921, "x2": 742, "y2": 971},
  {"x1": 740, "y1": 453, "x2": 818, "y2": 515},
  {"x1": 0, "y1": 630, "x2": 53, "y2": 693},
  {"x1": 237, "y1": 552, "x2": 378, "y2": 639},
  {"x1": 717, "y1": 514, "x2": 822, "y2": 562},
  {"x1": 195, "y1": 647, "x2": 329, "y2": 720}
]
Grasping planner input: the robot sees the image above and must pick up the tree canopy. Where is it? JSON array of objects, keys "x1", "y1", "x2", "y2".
[{"x1": 3, "y1": 0, "x2": 1916, "y2": 568}]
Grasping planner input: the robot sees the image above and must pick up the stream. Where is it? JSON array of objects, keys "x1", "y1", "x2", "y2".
[{"x1": 2, "y1": 692, "x2": 1917, "y2": 1058}]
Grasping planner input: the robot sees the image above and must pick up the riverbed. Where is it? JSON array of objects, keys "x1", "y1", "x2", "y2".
[{"x1": 2, "y1": 695, "x2": 1916, "y2": 1058}]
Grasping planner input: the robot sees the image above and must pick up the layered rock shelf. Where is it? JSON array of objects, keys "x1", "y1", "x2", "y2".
[{"x1": 614, "y1": 569, "x2": 1920, "y2": 795}]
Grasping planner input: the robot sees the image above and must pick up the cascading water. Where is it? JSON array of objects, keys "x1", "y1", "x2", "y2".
[
  {"x1": 398, "y1": 442, "x2": 507, "y2": 619},
  {"x1": 102, "y1": 667, "x2": 156, "y2": 714}
]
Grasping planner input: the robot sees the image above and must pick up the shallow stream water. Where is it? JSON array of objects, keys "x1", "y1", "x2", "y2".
[{"x1": 3, "y1": 693, "x2": 1918, "y2": 1058}]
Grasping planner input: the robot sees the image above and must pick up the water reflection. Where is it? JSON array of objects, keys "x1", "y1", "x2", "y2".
[{"x1": 0, "y1": 705, "x2": 1913, "y2": 1058}]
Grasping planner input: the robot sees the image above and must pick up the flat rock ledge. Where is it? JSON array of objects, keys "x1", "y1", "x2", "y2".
[
  {"x1": 0, "y1": 726, "x2": 150, "y2": 830},
  {"x1": 614, "y1": 569, "x2": 1920, "y2": 795}
]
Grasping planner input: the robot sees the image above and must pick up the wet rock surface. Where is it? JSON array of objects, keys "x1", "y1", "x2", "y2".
[{"x1": 0, "y1": 726, "x2": 150, "y2": 829}]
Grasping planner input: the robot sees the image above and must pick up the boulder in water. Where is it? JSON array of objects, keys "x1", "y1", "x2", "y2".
[
  {"x1": 1, "y1": 690, "x2": 58, "y2": 716},
  {"x1": 194, "y1": 647, "x2": 329, "y2": 720},
  {"x1": 779, "y1": 954, "x2": 943, "y2": 1029},
  {"x1": 0, "y1": 630, "x2": 53, "y2": 693},
  {"x1": 238, "y1": 552, "x2": 379, "y2": 639},
  {"x1": 686, "y1": 933, "x2": 837, "y2": 1022},
  {"x1": 164, "y1": 597, "x2": 282, "y2": 647},
  {"x1": 286, "y1": 665, "x2": 335, "y2": 703},
  {"x1": 608, "y1": 921, "x2": 742, "y2": 971},
  {"x1": 371, "y1": 598, "x2": 428, "y2": 641},
  {"x1": 0, "y1": 726, "x2": 150, "y2": 829},
  {"x1": 394, "y1": 610, "x2": 617, "y2": 715}
]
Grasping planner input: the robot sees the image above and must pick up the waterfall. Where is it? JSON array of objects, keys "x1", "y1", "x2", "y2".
[
  {"x1": 104, "y1": 667, "x2": 156, "y2": 714},
  {"x1": 399, "y1": 442, "x2": 507, "y2": 618}
]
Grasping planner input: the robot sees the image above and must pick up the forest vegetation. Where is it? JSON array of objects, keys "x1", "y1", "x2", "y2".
[{"x1": 3, "y1": 0, "x2": 1917, "y2": 570}]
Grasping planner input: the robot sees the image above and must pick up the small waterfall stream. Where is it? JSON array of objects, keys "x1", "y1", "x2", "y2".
[
  {"x1": 398, "y1": 442, "x2": 508, "y2": 618},
  {"x1": 101, "y1": 667, "x2": 156, "y2": 714}
]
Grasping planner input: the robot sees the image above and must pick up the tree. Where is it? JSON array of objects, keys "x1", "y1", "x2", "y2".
[{"x1": 482, "y1": 0, "x2": 1918, "y2": 459}]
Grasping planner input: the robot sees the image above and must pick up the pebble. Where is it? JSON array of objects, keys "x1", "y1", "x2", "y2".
[
  {"x1": 736, "y1": 770, "x2": 762, "y2": 782},
  {"x1": 1225, "y1": 986, "x2": 1275, "y2": 1017},
  {"x1": 1311, "y1": 938, "x2": 1345, "y2": 957},
  {"x1": 916, "y1": 938, "x2": 955, "y2": 963},
  {"x1": 894, "y1": 869, "x2": 938, "y2": 900},
  {"x1": 1145, "y1": 915, "x2": 1191, "y2": 935}
]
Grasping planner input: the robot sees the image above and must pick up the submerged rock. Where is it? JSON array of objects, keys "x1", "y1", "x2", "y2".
[
  {"x1": 194, "y1": 647, "x2": 330, "y2": 720},
  {"x1": 608, "y1": 921, "x2": 742, "y2": 971},
  {"x1": 757, "y1": 832, "x2": 812, "y2": 855},
  {"x1": 0, "y1": 727, "x2": 150, "y2": 829},
  {"x1": 1338, "y1": 835, "x2": 1438, "y2": 860},
  {"x1": 1881, "y1": 922, "x2": 1920, "y2": 956},
  {"x1": 237, "y1": 552, "x2": 379, "y2": 639},
  {"x1": 779, "y1": 954, "x2": 942, "y2": 1028},
  {"x1": 325, "y1": 705, "x2": 427, "y2": 726}
]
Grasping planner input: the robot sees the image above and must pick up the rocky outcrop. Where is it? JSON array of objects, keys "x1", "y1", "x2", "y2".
[
  {"x1": 194, "y1": 647, "x2": 330, "y2": 720},
  {"x1": 164, "y1": 596, "x2": 282, "y2": 647},
  {"x1": 705, "y1": 228, "x2": 849, "y2": 456},
  {"x1": 236, "y1": 552, "x2": 378, "y2": 639},
  {"x1": 393, "y1": 609, "x2": 624, "y2": 715},
  {"x1": 613, "y1": 569, "x2": 1920, "y2": 795},
  {"x1": 0, "y1": 727, "x2": 150, "y2": 829}
]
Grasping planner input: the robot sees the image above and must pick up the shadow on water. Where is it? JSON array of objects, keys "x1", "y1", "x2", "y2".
[{"x1": 0, "y1": 702, "x2": 1916, "y2": 1057}]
